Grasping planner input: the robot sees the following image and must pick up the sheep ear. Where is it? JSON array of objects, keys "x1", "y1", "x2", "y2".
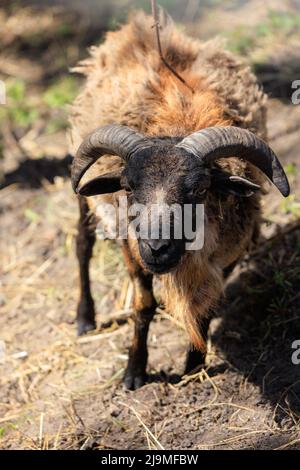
[
  {"x1": 78, "y1": 171, "x2": 122, "y2": 196},
  {"x1": 211, "y1": 169, "x2": 261, "y2": 198}
]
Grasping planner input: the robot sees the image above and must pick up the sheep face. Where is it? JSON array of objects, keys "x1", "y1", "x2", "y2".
[
  {"x1": 72, "y1": 125, "x2": 289, "y2": 275},
  {"x1": 122, "y1": 145, "x2": 210, "y2": 274}
]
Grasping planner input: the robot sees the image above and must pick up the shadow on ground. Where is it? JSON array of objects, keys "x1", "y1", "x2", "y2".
[
  {"x1": 213, "y1": 225, "x2": 300, "y2": 428},
  {"x1": 255, "y1": 51, "x2": 300, "y2": 100},
  {"x1": 0, "y1": 154, "x2": 72, "y2": 190}
]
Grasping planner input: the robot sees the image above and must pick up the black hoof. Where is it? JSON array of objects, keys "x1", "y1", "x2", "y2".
[
  {"x1": 123, "y1": 369, "x2": 147, "y2": 390},
  {"x1": 76, "y1": 298, "x2": 96, "y2": 336},
  {"x1": 77, "y1": 319, "x2": 96, "y2": 336},
  {"x1": 184, "y1": 349, "x2": 206, "y2": 375}
]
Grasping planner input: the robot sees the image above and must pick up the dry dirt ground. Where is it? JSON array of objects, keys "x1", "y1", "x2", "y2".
[{"x1": 1, "y1": 1, "x2": 300, "y2": 450}]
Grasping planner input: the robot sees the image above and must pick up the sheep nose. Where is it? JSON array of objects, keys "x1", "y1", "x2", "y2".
[{"x1": 145, "y1": 239, "x2": 171, "y2": 254}]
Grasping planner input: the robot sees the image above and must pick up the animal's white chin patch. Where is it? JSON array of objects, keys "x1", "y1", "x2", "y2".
[{"x1": 153, "y1": 187, "x2": 167, "y2": 205}]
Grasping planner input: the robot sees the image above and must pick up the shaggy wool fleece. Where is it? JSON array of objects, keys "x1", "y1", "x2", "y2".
[{"x1": 68, "y1": 12, "x2": 267, "y2": 348}]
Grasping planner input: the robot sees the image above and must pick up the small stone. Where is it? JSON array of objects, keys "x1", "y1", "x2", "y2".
[
  {"x1": 0, "y1": 340, "x2": 6, "y2": 362},
  {"x1": 11, "y1": 351, "x2": 28, "y2": 360},
  {"x1": 0, "y1": 293, "x2": 6, "y2": 307}
]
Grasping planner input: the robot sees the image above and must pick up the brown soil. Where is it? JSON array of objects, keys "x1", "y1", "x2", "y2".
[{"x1": 1, "y1": 1, "x2": 300, "y2": 450}]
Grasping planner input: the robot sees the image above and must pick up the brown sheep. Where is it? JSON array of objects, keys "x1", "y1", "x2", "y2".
[{"x1": 68, "y1": 12, "x2": 289, "y2": 389}]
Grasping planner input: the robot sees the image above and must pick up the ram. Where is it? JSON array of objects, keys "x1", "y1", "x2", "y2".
[{"x1": 69, "y1": 10, "x2": 289, "y2": 389}]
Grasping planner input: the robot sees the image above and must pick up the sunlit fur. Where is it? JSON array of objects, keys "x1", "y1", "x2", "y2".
[{"x1": 69, "y1": 12, "x2": 267, "y2": 350}]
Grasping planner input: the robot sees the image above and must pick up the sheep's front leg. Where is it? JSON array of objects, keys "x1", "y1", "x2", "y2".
[
  {"x1": 184, "y1": 315, "x2": 211, "y2": 374},
  {"x1": 122, "y1": 243, "x2": 157, "y2": 390},
  {"x1": 184, "y1": 262, "x2": 235, "y2": 371},
  {"x1": 76, "y1": 196, "x2": 97, "y2": 336}
]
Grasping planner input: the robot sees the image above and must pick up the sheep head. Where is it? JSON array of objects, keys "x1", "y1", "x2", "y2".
[{"x1": 71, "y1": 124, "x2": 289, "y2": 273}]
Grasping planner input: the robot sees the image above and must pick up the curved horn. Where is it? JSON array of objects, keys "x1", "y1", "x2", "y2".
[
  {"x1": 71, "y1": 124, "x2": 151, "y2": 193},
  {"x1": 176, "y1": 126, "x2": 290, "y2": 197}
]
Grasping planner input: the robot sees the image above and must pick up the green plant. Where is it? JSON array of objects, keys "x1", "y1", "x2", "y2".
[
  {"x1": 284, "y1": 163, "x2": 297, "y2": 177},
  {"x1": 224, "y1": 9, "x2": 300, "y2": 57},
  {"x1": 43, "y1": 77, "x2": 79, "y2": 109},
  {"x1": 280, "y1": 195, "x2": 300, "y2": 217},
  {"x1": 24, "y1": 208, "x2": 40, "y2": 223},
  {"x1": 224, "y1": 27, "x2": 255, "y2": 55},
  {"x1": 268, "y1": 10, "x2": 300, "y2": 33},
  {"x1": 45, "y1": 116, "x2": 69, "y2": 134},
  {"x1": 0, "y1": 78, "x2": 39, "y2": 127}
]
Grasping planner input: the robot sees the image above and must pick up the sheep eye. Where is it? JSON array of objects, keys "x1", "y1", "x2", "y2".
[
  {"x1": 198, "y1": 188, "x2": 207, "y2": 196},
  {"x1": 123, "y1": 179, "x2": 135, "y2": 192},
  {"x1": 125, "y1": 184, "x2": 132, "y2": 192},
  {"x1": 188, "y1": 188, "x2": 207, "y2": 198}
]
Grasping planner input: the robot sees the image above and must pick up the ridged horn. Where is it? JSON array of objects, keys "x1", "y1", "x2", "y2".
[
  {"x1": 176, "y1": 126, "x2": 290, "y2": 197},
  {"x1": 71, "y1": 124, "x2": 151, "y2": 193}
]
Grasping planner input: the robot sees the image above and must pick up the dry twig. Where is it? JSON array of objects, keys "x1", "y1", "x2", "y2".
[{"x1": 151, "y1": 0, "x2": 194, "y2": 93}]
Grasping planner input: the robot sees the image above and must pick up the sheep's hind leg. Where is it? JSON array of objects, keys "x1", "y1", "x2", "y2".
[
  {"x1": 122, "y1": 243, "x2": 157, "y2": 390},
  {"x1": 184, "y1": 316, "x2": 211, "y2": 374},
  {"x1": 76, "y1": 196, "x2": 97, "y2": 336}
]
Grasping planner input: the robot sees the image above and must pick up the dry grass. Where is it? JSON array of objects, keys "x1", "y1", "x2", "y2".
[{"x1": 1, "y1": 0, "x2": 300, "y2": 450}]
